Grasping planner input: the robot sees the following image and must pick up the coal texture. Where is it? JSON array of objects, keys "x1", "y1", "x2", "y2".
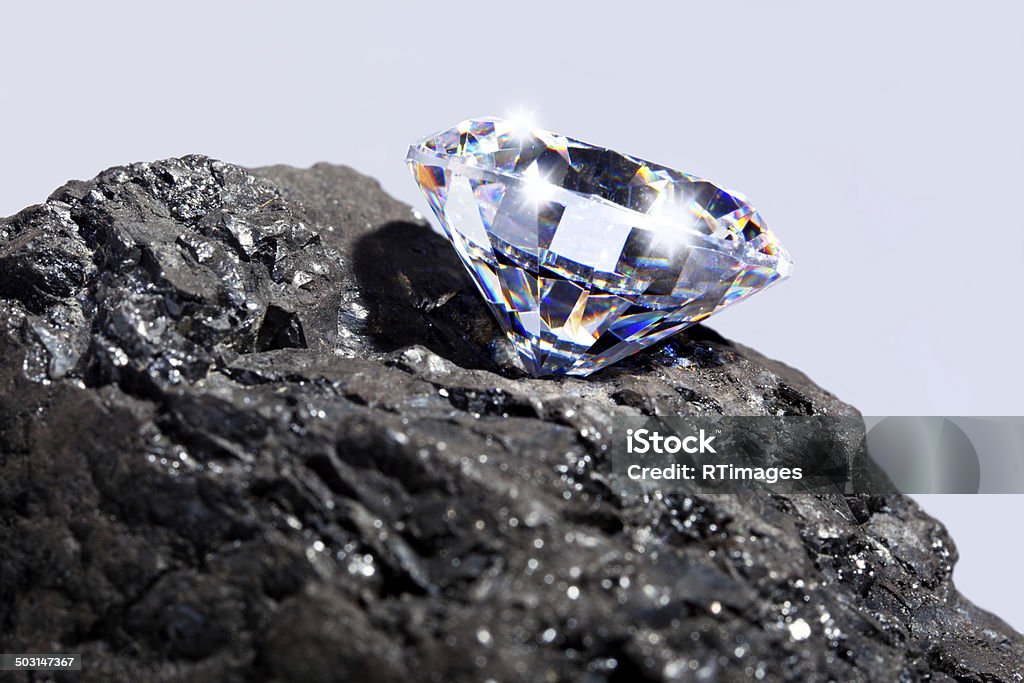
[{"x1": 0, "y1": 157, "x2": 1020, "y2": 682}]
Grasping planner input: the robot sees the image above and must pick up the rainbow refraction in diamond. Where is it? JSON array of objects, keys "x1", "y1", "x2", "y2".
[{"x1": 406, "y1": 117, "x2": 793, "y2": 377}]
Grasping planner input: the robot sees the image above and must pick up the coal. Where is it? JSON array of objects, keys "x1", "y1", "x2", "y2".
[{"x1": 0, "y1": 156, "x2": 1020, "y2": 681}]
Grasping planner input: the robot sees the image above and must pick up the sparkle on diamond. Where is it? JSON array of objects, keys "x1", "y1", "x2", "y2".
[{"x1": 406, "y1": 117, "x2": 792, "y2": 377}]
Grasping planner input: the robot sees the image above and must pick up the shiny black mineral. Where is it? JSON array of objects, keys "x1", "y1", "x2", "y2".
[{"x1": 0, "y1": 157, "x2": 1021, "y2": 681}]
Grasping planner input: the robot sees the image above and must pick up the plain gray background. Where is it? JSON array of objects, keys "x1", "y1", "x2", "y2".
[{"x1": 1, "y1": 2, "x2": 1021, "y2": 632}]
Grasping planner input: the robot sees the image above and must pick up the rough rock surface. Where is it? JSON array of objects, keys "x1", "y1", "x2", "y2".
[{"x1": 0, "y1": 156, "x2": 1020, "y2": 682}]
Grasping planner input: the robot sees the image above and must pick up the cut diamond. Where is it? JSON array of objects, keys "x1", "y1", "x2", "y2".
[{"x1": 406, "y1": 117, "x2": 793, "y2": 377}]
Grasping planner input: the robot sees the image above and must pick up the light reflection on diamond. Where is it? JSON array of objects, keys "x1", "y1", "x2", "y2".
[{"x1": 406, "y1": 117, "x2": 793, "y2": 377}]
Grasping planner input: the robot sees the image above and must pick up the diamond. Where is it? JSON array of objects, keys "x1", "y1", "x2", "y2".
[{"x1": 406, "y1": 117, "x2": 793, "y2": 377}]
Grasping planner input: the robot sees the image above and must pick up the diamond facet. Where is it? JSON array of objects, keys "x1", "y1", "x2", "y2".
[{"x1": 406, "y1": 117, "x2": 793, "y2": 377}]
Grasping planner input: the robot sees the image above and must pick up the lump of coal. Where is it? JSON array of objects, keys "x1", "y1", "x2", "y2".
[{"x1": 0, "y1": 157, "x2": 1020, "y2": 681}]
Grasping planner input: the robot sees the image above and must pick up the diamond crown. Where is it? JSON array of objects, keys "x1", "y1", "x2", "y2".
[{"x1": 407, "y1": 117, "x2": 792, "y2": 377}]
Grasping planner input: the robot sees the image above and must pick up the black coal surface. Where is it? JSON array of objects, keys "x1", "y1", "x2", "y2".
[{"x1": 0, "y1": 157, "x2": 1020, "y2": 681}]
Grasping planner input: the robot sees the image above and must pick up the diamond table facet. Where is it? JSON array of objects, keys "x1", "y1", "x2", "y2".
[{"x1": 406, "y1": 117, "x2": 793, "y2": 377}]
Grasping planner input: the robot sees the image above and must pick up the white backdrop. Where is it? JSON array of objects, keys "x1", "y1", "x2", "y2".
[{"x1": 2, "y1": 1, "x2": 1021, "y2": 632}]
